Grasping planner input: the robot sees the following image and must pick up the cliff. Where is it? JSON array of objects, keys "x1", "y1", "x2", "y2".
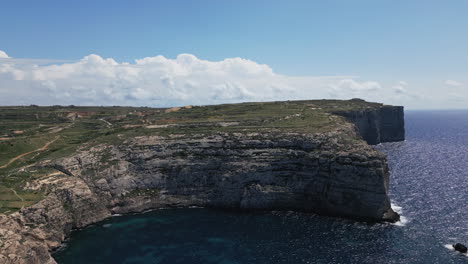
[
  {"x1": 0, "y1": 99, "x2": 404, "y2": 264},
  {"x1": 333, "y1": 104, "x2": 405, "y2": 145}
]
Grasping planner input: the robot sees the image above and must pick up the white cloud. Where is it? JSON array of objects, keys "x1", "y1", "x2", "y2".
[
  {"x1": 390, "y1": 81, "x2": 421, "y2": 101},
  {"x1": 0, "y1": 50, "x2": 72, "y2": 66},
  {"x1": 393, "y1": 81, "x2": 408, "y2": 94},
  {"x1": 445, "y1": 80, "x2": 463, "y2": 87},
  {"x1": 0, "y1": 50, "x2": 9, "y2": 58},
  {"x1": 0, "y1": 50, "x2": 389, "y2": 107},
  {"x1": 4, "y1": 50, "x2": 466, "y2": 109}
]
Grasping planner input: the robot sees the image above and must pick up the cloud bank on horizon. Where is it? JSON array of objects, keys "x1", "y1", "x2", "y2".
[{"x1": 0, "y1": 50, "x2": 465, "y2": 109}]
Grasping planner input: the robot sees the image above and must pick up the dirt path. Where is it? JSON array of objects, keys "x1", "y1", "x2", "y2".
[
  {"x1": 9, "y1": 188, "x2": 25, "y2": 208},
  {"x1": 98, "y1": 118, "x2": 112, "y2": 128},
  {"x1": 0, "y1": 136, "x2": 60, "y2": 169}
]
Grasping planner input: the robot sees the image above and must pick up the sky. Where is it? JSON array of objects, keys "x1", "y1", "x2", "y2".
[{"x1": 0, "y1": 0, "x2": 467, "y2": 109}]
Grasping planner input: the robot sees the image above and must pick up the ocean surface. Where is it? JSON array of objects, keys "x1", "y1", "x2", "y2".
[{"x1": 53, "y1": 110, "x2": 468, "y2": 264}]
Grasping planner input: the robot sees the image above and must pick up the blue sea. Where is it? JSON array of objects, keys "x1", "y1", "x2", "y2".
[{"x1": 53, "y1": 110, "x2": 468, "y2": 264}]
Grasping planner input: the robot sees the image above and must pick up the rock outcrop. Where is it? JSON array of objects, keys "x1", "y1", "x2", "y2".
[
  {"x1": 453, "y1": 243, "x2": 468, "y2": 254},
  {"x1": 0, "y1": 177, "x2": 110, "y2": 264},
  {"x1": 0, "y1": 101, "x2": 405, "y2": 264}
]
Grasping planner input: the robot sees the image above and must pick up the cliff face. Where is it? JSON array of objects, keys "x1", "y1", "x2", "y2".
[
  {"x1": 334, "y1": 106, "x2": 405, "y2": 145},
  {"x1": 0, "y1": 177, "x2": 110, "y2": 264},
  {"x1": 0, "y1": 100, "x2": 404, "y2": 264},
  {"x1": 57, "y1": 124, "x2": 394, "y2": 221}
]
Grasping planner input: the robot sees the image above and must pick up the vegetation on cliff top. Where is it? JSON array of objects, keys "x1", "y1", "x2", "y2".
[{"x1": 0, "y1": 99, "x2": 383, "y2": 213}]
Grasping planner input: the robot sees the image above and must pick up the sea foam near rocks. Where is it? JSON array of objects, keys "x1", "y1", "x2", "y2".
[
  {"x1": 444, "y1": 244, "x2": 468, "y2": 256},
  {"x1": 391, "y1": 203, "x2": 409, "y2": 227}
]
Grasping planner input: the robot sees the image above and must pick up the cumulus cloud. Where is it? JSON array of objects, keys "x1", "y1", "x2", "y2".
[
  {"x1": 445, "y1": 80, "x2": 463, "y2": 87},
  {"x1": 0, "y1": 50, "x2": 9, "y2": 58},
  {"x1": 0, "y1": 50, "x2": 388, "y2": 106}
]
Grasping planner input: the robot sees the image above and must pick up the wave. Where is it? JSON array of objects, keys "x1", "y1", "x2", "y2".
[
  {"x1": 444, "y1": 244, "x2": 454, "y2": 250},
  {"x1": 391, "y1": 203, "x2": 409, "y2": 227}
]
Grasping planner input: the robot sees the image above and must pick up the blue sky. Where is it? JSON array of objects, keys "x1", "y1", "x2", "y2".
[{"x1": 0, "y1": 0, "x2": 467, "y2": 109}]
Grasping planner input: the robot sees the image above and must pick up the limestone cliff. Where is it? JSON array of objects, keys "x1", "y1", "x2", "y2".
[
  {"x1": 0, "y1": 100, "x2": 404, "y2": 264},
  {"x1": 333, "y1": 105, "x2": 405, "y2": 145}
]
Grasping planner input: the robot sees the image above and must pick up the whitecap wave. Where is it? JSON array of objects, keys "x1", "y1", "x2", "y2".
[
  {"x1": 391, "y1": 203, "x2": 403, "y2": 214},
  {"x1": 393, "y1": 215, "x2": 409, "y2": 227},
  {"x1": 444, "y1": 244, "x2": 454, "y2": 250}
]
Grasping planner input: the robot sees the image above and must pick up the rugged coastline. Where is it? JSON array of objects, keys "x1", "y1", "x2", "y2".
[{"x1": 0, "y1": 99, "x2": 404, "y2": 264}]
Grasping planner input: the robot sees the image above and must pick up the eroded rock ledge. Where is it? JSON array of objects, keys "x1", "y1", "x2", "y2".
[{"x1": 0, "y1": 101, "x2": 404, "y2": 264}]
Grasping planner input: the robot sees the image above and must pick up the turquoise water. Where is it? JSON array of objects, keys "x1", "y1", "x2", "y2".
[{"x1": 53, "y1": 111, "x2": 468, "y2": 264}]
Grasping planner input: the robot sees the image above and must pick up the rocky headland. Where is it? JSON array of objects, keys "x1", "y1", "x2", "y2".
[{"x1": 0, "y1": 99, "x2": 404, "y2": 263}]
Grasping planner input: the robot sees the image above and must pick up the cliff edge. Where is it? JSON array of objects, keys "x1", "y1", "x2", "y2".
[
  {"x1": 333, "y1": 102, "x2": 405, "y2": 144},
  {"x1": 0, "y1": 99, "x2": 404, "y2": 264}
]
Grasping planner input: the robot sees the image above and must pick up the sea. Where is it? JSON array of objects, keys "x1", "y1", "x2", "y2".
[{"x1": 53, "y1": 110, "x2": 468, "y2": 264}]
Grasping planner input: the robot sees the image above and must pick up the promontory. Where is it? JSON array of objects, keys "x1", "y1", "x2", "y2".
[{"x1": 0, "y1": 99, "x2": 404, "y2": 264}]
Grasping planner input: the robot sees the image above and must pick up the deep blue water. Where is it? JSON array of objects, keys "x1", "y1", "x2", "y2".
[{"x1": 53, "y1": 110, "x2": 468, "y2": 264}]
